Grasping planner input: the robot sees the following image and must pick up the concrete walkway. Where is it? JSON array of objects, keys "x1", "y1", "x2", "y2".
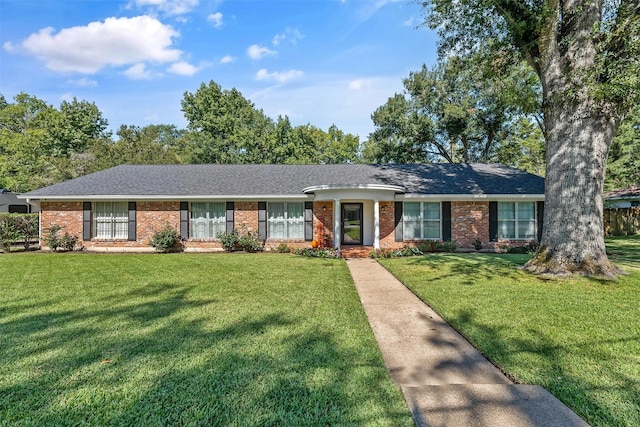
[{"x1": 346, "y1": 258, "x2": 589, "y2": 427}]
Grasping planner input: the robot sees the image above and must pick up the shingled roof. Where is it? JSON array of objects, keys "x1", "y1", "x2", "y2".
[{"x1": 22, "y1": 163, "x2": 545, "y2": 199}]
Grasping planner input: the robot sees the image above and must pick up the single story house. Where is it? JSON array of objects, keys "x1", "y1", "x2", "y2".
[
  {"x1": 604, "y1": 187, "x2": 640, "y2": 208},
  {"x1": 0, "y1": 190, "x2": 37, "y2": 213},
  {"x1": 20, "y1": 163, "x2": 545, "y2": 252}
]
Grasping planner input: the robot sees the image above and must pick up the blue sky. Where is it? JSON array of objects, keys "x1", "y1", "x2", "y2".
[{"x1": 1, "y1": 0, "x2": 439, "y2": 139}]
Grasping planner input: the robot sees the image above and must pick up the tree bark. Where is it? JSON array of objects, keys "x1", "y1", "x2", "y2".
[
  {"x1": 524, "y1": 98, "x2": 623, "y2": 278},
  {"x1": 523, "y1": 0, "x2": 625, "y2": 278}
]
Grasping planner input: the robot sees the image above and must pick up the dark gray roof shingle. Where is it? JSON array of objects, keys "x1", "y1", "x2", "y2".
[{"x1": 22, "y1": 163, "x2": 545, "y2": 198}]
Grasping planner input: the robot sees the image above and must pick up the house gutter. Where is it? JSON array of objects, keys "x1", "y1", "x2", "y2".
[
  {"x1": 18, "y1": 194, "x2": 315, "y2": 201},
  {"x1": 398, "y1": 194, "x2": 545, "y2": 201}
]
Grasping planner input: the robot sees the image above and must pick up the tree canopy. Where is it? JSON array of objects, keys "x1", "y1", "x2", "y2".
[{"x1": 364, "y1": 54, "x2": 542, "y2": 165}]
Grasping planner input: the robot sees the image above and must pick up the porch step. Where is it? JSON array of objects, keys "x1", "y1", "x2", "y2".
[{"x1": 341, "y1": 246, "x2": 374, "y2": 258}]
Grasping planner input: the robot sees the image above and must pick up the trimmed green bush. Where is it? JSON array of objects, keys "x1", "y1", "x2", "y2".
[
  {"x1": 0, "y1": 213, "x2": 39, "y2": 252},
  {"x1": 149, "y1": 225, "x2": 181, "y2": 252}
]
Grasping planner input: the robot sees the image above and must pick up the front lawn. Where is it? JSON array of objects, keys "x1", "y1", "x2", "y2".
[
  {"x1": 0, "y1": 254, "x2": 413, "y2": 426},
  {"x1": 379, "y1": 235, "x2": 640, "y2": 427}
]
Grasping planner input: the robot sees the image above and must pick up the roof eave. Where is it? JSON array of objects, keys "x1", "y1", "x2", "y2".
[{"x1": 399, "y1": 193, "x2": 545, "y2": 200}]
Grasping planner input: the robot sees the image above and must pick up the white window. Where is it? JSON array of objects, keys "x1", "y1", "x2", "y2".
[
  {"x1": 93, "y1": 202, "x2": 128, "y2": 239},
  {"x1": 190, "y1": 202, "x2": 226, "y2": 239},
  {"x1": 404, "y1": 202, "x2": 441, "y2": 240},
  {"x1": 268, "y1": 202, "x2": 304, "y2": 239},
  {"x1": 498, "y1": 202, "x2": 536, "y2": 239}
]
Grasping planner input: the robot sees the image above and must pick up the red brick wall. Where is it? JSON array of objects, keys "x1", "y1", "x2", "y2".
[
  {"x1": 136, "y1": 201, "x2": 179, "y2": 244},
  {"x1": 380, "y1": 201, "x2": 403, "y2": 249},
  {"x1": 40, "y1": 201, "x2": 83, "y2": 242},
  {"x1": 235, "y1": 202, "x2": 258, "y2": 233},
  {"x1": 313, "y1": 201, "x2": 333, "y2": 247},
  {"x1": 452, "y1": 201, "x2": 489, "y2": 249}
]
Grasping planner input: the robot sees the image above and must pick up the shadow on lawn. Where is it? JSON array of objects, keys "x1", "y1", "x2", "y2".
[
  {"x1": 446, "y1": 308, "x2": 640, "y2": 427},
  {"x1": 1, "y1": 281, "x2": 410, "y2": 426},
  {"x1": 408, "y1": 254, "x2": 532, "y2": 286}
]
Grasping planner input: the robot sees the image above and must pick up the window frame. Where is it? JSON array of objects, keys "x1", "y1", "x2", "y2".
[
  {"x1": 267, "y1": 202, "x2": 305, "y2": 240},
  {"x1": 93, "y1": 201, "x2": 128, "y2": 240},
  {"x1": 497, "y1": 201, "x2": 537, "y2": 240},
  {"x1": 403, "y1": 201, "x2": 442, "y2": 241},
  {"x1": 189, "y1": 201, "x2": 226, "y2": 240}
]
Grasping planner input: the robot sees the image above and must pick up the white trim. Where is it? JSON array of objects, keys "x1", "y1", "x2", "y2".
[
  {"x1": 398, "y1": 194, "x2": 544, "y2": 201},
  {"x1": 303, "y1": 184, "x2": 404, "y2": 194},
  {"x1": 28, "y1": 194, "x2": 314, "y2": 201}
]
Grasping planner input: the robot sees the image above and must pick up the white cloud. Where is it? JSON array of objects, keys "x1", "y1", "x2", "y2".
[
  {"x1": 69, "y1": 77, "x2": 98, "y2": 87},
  {"x1": 247, "y1": 44, "x2": 276, "y2": 60},
  {"x1": 220, "y1": 55, "x2": 236, "y2": 64},
  {"x1": 403, "y1": 16, "x2": 416, "y2": 27},
  {"x1": 167, "y1": 61, "x2": 200, "y2": 76},
  {"x1": 255, "y1": 68, "x2": 303, "y2": 84},
  {"x1": 272, "y1": 34, "x2": 285, "y2": 46},
  {"x1": 348, "y1": 78, "x2": 375, "y2": 91},
  {"x1": 272, "y1": 27, "x2": 303, "y2": 46},
  {"x1": 358, "y1": 0, "x2": 402, "y2": 21},
  {"x1": 207, "y1": 12, "x2": 223, "y2": 28},
  {"x1": 2, "y1": 41, "x2": 16, "y2": 53},
  {"x1": 125, "y1": 63, "x2": 152, "y2": 80},
  {"x1": 20, "y1": 16, "x2": 182, "y2": 74},
  {"x1": 131, "y1": 0, "x2": 199, "y2": 16}
]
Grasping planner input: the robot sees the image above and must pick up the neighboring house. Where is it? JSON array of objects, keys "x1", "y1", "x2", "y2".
[
  {"x1": 20, "y1": 163, "x2": 545, "y2": 252},
  {"x1": 603, "y1": 186, "x2": 640, "y2": 236},
  {"x1": 603, "y1": 186, "x2": 640, "y2": 208},
  {"x1": 0, "y1": 190, "x2": 37, "y2": 213}
]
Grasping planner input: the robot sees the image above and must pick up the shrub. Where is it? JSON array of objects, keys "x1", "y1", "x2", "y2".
[
  {"x1": 369, "y1": 246, "x2": 424, "y2": 258},
  {"x1": 217, "y1": 229, "x2": 240, "y2": 252},
  {"x1": 149, "y1": 225, "x2": 181, "y2": 252},
  {"x1": 0, "y1": 216, "x2": 19, "y2": 252},
  {"x1": 505, "y1": 241, "x2": 539, "y2": 254},
  {"x1": 237, "y1": 229, "x2": 263, "y2": 252},
  {"x1": 44, "y1": 225, "x2": 80, "y2": 252},
  {"x1": 293, "y1": 247, "x2": 342, "y2": 259},
  {"x1": 417, "y1": 240, "x2": 458, "y2": 253},
  {"x1": 12, "y1": 214, "x2": 38, "y2": 251},
  {"x1": 275, "y1": 243, "x2": 291, "y2": 253},
  {"x1": 59, "y1": 232, "x2": 79, "y2": 252},
  {"x1": 217, "y1": 228, "x2": 264, "y2": 252},
  {"x1": 0, "y1": 213, "x2": 39, "y2": 252}
]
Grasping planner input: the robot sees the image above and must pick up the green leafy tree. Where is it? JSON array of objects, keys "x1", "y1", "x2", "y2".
[
  {"x1": 46, "y1": 98, "x2": 109, "y2": 157},
  {"x1": 181, "y1": 81, "x2": 274, "y2": 164},
  {"x1": 364, "y1": 55, "x2": 540, "y2": 164},
  {"x1": 606, "y1": 106, "x2": 640, "y2": 190},
  {"x1": 422, "y1": 0, "x2": 640, "y2": 278},
  {"x1": 0, "y1": 93, "x2": 54, "y2": 191}
]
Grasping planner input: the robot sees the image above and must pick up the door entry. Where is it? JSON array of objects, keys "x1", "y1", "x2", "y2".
[{"x1": 341, "y1": 203, "x2": 363, "y2": 245}]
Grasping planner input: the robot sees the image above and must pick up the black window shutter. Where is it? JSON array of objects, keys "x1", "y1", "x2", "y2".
[
  {"x1": 489, "y1": 202, "x2": 498, "y2": 242},
  {"x1": 82, "y1": 202, "x2": 92, "y2": 241},
  {"x1": 304, "y1": 202, "x2": 313, "y2": 241},
  {"x1": 537, "y1": 201, "x2": 544, "y2": 242},
  {"x1": 128, "y1": 202, "x2": 136, "y2": 241},
  {"x1": 226, "y1": 202, "x2": 235, "y2": 233},
  {"x1": 442, "y1": 202, "x2": 452, "y2": 242},
  {"x1": 180, "y1": 202, "x2": 189, "y2": 240},
  {"x1": 258, "y1": 202, "x2": 267, "y2": 240},
  {"x1": 394, "y1": 202, "x2": 403, "y2": 242}
]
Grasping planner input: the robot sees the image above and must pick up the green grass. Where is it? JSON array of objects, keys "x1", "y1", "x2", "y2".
[
  {"x1": 379, "y1": 235, "x2": 640, "y2": 427},
  {"x1": 0, "y1": 253, "x2": 413, "y2": 426}
]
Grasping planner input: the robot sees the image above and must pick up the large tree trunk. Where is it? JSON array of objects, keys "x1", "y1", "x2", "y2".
[
  {"x1": 524, "y1": 99, "x2": 623, "y2": 278},
  {"x1": 523, "y1": 0, "x2": 625, "y2": 279}
]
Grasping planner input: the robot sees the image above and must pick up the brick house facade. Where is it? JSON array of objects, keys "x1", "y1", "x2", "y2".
[{"x1": 23, "y1": 164, "x2": 545, "y2": 253}]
